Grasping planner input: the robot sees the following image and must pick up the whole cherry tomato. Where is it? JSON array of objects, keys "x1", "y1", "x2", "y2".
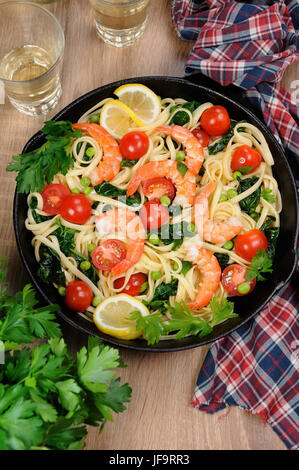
[
  {"x1": 65, "y1": 280, "x2": 93, "y2": 311},
  {"x1": 41, "y1": 184, "x2": 70, "y2": 215},
  {"x1": 235, "y1": 229, "x2": 268, "y2": 261},
  {"x1": 114, "y1": 272, "x2": 148, "y2": 296},
  {"x1": 200, "y1": 105, "x2": 230, "y2": 136},
  {"x1": 231, "y1": 145, "x2": 262, "y2": 174},
  {"x1": 120, "y1": 131, "x2": 149, "y2": 160},
  {"x1": 191, "y1": 127, "x2": 210, "y2": 147},
  {"x1": 139, "y1": 200, "x2": 169, "y2": 231},
  {"x1": 59, "y1": 194, "x2": 92, "y2": 225}
]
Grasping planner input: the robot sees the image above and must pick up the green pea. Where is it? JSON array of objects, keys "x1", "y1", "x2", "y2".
[
  {"x1": 139, "y1": 282, "x2": 149, "y2": 293},
  {"x1": 86, "y1": 147, "x2": 95, "y2": 158},
  {"x1": 173, "y1": 261, "x2": 180, "y2": 271},
  {"x1": 71, "y1": 188, "x2": 80, "y2": 194},
  {"x1": 151, "y1": 271, "x2": 161, "y2": 280},
  {"x1": 250, "y1": 212, "x2": 259, "y2": 222},
  {"x1": 219, "y1": 193, "x2": 228, "y2": 202},
  {"x1": 222, "y1": 241, "x2": 233, "y2": 250},
  {"x1": 227, "y1": 189, "x2": 238, "y2": 199},
  {"x1": 233, "y1": 171, "x2": 242, "y2": 180},
  {"x1": 187, "y1": 223, "x2": 196, "y2": 233},
  {"x1": 80, "y1": 260, "x2": 91, "y2": 271},
  {"x1": 83, "y1": 186, "x2": 92, "y2": 195},
  {"x1": 81, "y1": 177, "x2": 91, "y2": 187},
  {"x1": 87, "y1": 243, "x2": 96, "y2": 253},
  {"x1": 149, "y1": 233, "x2": 159, "y2": 245},
  {"x1": 160, "y1": 195, "x2": 171, "y2": 206},
  {"x1": 237, "y1": 282, "x2": 251, "y2": 295},
  {"x1": 176, "y1": 151, "x2": 185, "y2": 162},
  {"x1": 89, "y1": 115, "x2": 99, "y2": 123},
  {"x1": 92, "y1": 296, "x2": 102, "y2": 307},
  {"x1": 58, "y1": 286, "x2": 66, "y2": 296}
]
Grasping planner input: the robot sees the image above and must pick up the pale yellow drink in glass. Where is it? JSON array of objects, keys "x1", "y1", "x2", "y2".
[
  {"x1": 0, "y1": 2, "x2": 65, "y2": 116},
  {"x1": 89, "y1": 0, "x2": 150, "y2": 47}
]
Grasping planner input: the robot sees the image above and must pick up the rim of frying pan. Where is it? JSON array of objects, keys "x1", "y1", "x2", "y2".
[{"x1": 13, "y1": 76, "x2": 299, "y2": 352}]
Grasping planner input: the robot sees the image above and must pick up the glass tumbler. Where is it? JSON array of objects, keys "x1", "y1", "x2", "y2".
[
  {"x1": 0, "y1": 1, "x2": 65, "y2": 116},
  {"x1": 89, "y1": 0, "x2": 150, "y2": 47}
]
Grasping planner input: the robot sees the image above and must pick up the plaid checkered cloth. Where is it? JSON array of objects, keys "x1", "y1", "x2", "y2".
[
  {"x1": 172, "y1": 0, "x2": 299, "y2": 161},
  {"x1": 171, "y1": 0, "x2": 299, "y2": 450}
]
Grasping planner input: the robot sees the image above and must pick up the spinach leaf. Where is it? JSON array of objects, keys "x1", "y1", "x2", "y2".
[
  {"x1": 181, "y1": 261, "x2": 192, "y2": 276},
  {"x1": 71, "y1": 250, "x2": 99, "y2": 286},
  {"x1": 142, "y1": 299, "x2": 168, "y2": 314},
  {"x1": 120, "y1": 160, "x2": 137, "y2": 168},
  {"x1": 260, "y1": 216, "x2": 275, "y2": 232},
  {"x1": 177, "y1": 162, "x2": 188, "y2": 178},
  {"x1": 214, "y1": 253, "x2": 230, "y2": 270},
  {"x1": 52, "y1": 222, "x2": 76, "y2": 257},
  {"x1": 152, "y1": 279, "x2": 178, "y2": 301},
  {"x1": 169, "y1": 101, "x2": 201, "y2": 125},
  {"x1": 30, "y1": 197, "x2": 53, "y2": 224},
  {"x1": 37, "y1": 245, "x2": 66, "y2": 287},
  {"x1": 237, "y1": 176, "x2": 261, "y2": 214},
  {"x1": 208, "y1": 120, "x2": 245, "y2": 155},
  {"x1": 94, "y1": 181, "x2": 141, "y2": 206},
  {"x1": 264, "y1": 227, "x2": 279, "y2": 262},
  {"x1": 158, "y1": 221, "x2": 196, "y2": 250}
]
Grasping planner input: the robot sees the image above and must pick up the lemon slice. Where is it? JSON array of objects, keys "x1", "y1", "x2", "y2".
[
  {"x1": 93, "y1": 294, "x2": 149, "y2": 340},
  {"x1": 114, "y1": 83, "x2": 161, "y2": 124},
  {"x1": 100, "y1": 99, "x2": 145, "y2": 139}
]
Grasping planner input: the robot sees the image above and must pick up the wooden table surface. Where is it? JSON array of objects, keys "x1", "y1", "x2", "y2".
[{"x1": 1, "y1": 0, "x2": 297, "y2": 451}]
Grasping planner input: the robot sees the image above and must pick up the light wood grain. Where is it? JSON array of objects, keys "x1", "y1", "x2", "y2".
[{"x1": 0, "y1": 0, "x2": 297, "y2": 450}]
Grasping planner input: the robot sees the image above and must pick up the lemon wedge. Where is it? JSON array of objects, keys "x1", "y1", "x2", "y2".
[
  {"x1": 114, "y1": 83, "x2": 161, "y2": 124},
  {"x1": 93, "y1": 294, "x2": 149, "y2": 340},
  {"x1": 100, "y1": 99, "x2": 146, "y2": 139}
]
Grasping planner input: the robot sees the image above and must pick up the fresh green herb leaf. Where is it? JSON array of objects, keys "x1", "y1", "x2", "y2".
[
  {"x1": 165, "y1": 302, "x2": 212, "y2": 339},
  {"x1": 209, "y1": 296, "x2": 238, "y2": 327},
  {"x1": 261, "y1": 188, "x2": 275, "y2": 203},
  {"x1": 181, "y1": 261, "x2": 192, "y2": 276},
  {"x1": 237, "y1": 176, "x2": 261, "y2": 214},
  {"x1": 245, "y1": 248, "x2": 273, "y2": 282},
  {"x1": 130, "y1": 310, "x2": 165, "y2": 345},
  {"x1": 6, "y1": 121, "x2": 81, "y2": 193}
]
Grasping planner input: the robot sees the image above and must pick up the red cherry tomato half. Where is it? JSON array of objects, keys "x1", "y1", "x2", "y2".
[
  {"x1": 59, "y1": 194, "x2": 92, "y2": 225},
  {"x1": 231, "y1": 145, "x2": 262, "y2": 174},
  {"x1": 221, "y1": 264, "x2": 256, "y2": 297},
  {"x1": 119, "y1": 131, "x2": 149, "y2": 160},
  {"x1": 92, "y1": 239, "x2": 126, "y2": 271},
  {"x1": 114, "y1": 272, "x2": 148, "y2": 296},
  {"x1": 139, "y1": 200, "x2": 169, "y2": 231},
  {"x1": 191, "y1": 127, "x2": 210, "y2": 147},
  {"x1": 235, "y1": 229, "x2": 268, "y2": 261},
  {"x1": 41, "y1": 184, "x2": 70, "y2": 215},
  {"x1": 200, "y1": 105, "x2": 230, "y2": 136},
  {"x1": 142, "y1": 177, "x2": 175, "y2": 201},
  {"x1": 65, "y1": 280, "x2": 93, "y2": 311}
]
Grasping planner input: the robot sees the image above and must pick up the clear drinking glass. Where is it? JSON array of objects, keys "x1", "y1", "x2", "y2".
[
  {"x1": 89, "y1": 0, "x2": 150, "y2": 47},
  {"x1": 0, "y1": 1, "x2": 65, "y2": 116}
]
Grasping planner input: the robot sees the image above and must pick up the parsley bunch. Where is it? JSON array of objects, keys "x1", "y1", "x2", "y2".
[
  {"x1": 6, "y1": 121, "x2": 82, "y2": 193},
  {"x1": 0, "y1": 263, "x2": 131, "y2": 450}
]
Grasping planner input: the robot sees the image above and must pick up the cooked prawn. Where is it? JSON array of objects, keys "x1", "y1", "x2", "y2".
[
  {"x1": 95, "y1": 208, "x2": 145, "y2": 277},
  {"x1": 126, "y1": 160, "x2": 196, "y2": 207},
  {"x1": 73, "y1": 123, "x2": 122, "y2": 186},
  {"x1": 185, "y1": 246, "x2": 221, "y2": 310},
  {"x1": 156, "y1": 125, "x2": 204, "y2": 175},
  {"x1": 194, "y1": 182, "x2": 243, "y2": 244}
]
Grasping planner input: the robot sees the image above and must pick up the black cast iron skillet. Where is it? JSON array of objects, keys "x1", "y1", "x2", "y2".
[{"x1": 13, "y1": 76, "x2": 298, "y2": 352}]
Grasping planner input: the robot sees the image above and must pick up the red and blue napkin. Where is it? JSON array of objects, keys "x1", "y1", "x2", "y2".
[{"x1": 171, "y1": 0, "x2": 299, "y2": 450}]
